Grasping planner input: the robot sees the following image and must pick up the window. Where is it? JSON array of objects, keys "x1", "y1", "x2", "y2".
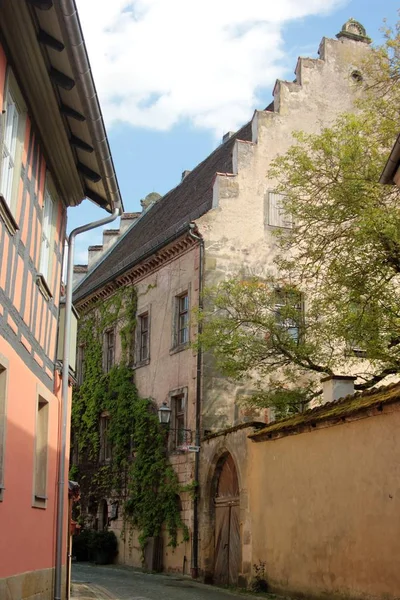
[
  {"x1": 0, "y1": 70, "x2": 26, "y2": 215},
  {"x1": 39, "y1": 186, "x2": 54, "y2": 281},
  {"x1": 76, "y1": 344, "x2": 85, "y2": 386},
  {"x1": 173, "y1": 394, "x2": 185, "y2": 449},
  {"x1": 104, "y1": 329, "x2": 115, "y2": 372},
  {"x1": 274, "y1": 289, "x2": 302, "y2": 342},
  {"x1": 267, "y1": 192, "x2": 293, "y2": 228},
  {"x1": 34, "y1": 397, "x2": 49, "y2": 507},
  {"x1": 177, "y1": 293, "x2": 189, "y2": 346},
  {"x1": 100, "y1": 414, "x2": 112, "y2": 462},
  {"x1": 1, "y1": 90, "x2": 19, "y2": 205},
  {"x1": 0, "y1": 362, "x2": 8, "y2": 501},
  {"x1": 139, "y1": 313, "x2": 149, "y2": 362}
]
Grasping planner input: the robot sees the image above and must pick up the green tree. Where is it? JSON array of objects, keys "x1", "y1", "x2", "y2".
[{"x1": 199, "y1": 22, "x2": 400, "y2": 416}]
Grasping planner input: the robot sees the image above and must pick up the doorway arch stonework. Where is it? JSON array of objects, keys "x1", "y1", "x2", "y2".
[
  {"x1": 199, "y1": 424, "x2": 258, "y2": 587},
  {"x1": 213, "y1": 453, "x2": 241, "y2": 585}
]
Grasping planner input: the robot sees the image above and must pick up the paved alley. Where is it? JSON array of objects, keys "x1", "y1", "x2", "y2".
[{"x1": 72, "y1": 563, "x2": 262, "y2": 600}]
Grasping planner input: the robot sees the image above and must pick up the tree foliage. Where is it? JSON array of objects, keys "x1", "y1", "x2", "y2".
[{"x1": 199, "y1": 22, "x2": 400, "y2": 416}]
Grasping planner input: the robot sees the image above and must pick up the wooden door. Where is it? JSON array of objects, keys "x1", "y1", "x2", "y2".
[{"x1": 214, "y1": 454, "x2": 240, "y2": 585}]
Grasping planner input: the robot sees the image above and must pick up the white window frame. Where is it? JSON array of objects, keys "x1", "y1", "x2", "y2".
[
  {"x1": 267, "y1": 192, "x2": 293, "y2": 229},
  {"x1": 138, "y1": 312, "x2": 150, "y2": 362},
  {"x1": 39, "y1": 185, "x2": 55, "y2": 280},
  {"x1": 176, "y1": 292, "x2": 189, "y2": 346},
  {"x1": 0, "y1": 70, "x2": 26, "y2": 213}
]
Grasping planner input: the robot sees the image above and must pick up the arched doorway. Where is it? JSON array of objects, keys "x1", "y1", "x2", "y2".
[{"x1": 214, "y1": 453, "x2": 240, "y2": 585}]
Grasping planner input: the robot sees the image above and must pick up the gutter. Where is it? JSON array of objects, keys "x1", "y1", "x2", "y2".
[
  {"x1": 188, "y1": 223, "x2": 204, "y2": 579},
  {"x1": 380, "y1": 133, "x2": 400, "y2": 184},
  {"x1": 56, "y1": 0, "x2": 123, "y2": 211},
  {"x1": 54, "y1": 207, "x2": 120, "y2": 600}
]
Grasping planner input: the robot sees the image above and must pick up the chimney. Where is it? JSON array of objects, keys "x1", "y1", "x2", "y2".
[
  {"x1": 222, "y1": 131, "x2": 235, "y2": 144},
  {"x1": 321, "y1": 375, "x2": 356, "y2": 404},
  {"x1": 120, "y1": 212, "x2": 141, "y2": 234},
  {"x1": 88, "y1": 245, "x2": 103, "y2": 270},
  {"x1": 73, "y1": 264, "x2": 88, "y2": 288},
  {"x1": 102, "y1": 229, "x2": 120, "y2": 252},
  {"x1": 181, "y1": 170, "x2": 191, "y2": 181}
]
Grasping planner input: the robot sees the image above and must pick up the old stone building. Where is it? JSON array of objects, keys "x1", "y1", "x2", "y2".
[{"x1": 71, "y1": 20, "x2": 373, "y2": 587}]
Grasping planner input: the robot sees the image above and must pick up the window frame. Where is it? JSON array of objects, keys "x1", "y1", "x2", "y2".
[
  {"x1": 168, "y1": 387, "x2": 188, "y2": 452},
  {"x1": 99, "y1": 412, "x2": 112, "y2": 463},
  {"x1": 33, "y1": 389, "x2": 50, "y2": 509},
  {"x1": 0, "y1": 355, "x2": 9, "y2": 502},
  {"x1": 0, "y1": 69, "x2": 27, "y2": 216},
  {"x1": 39, "y1": 185, "x2": 55, "y2": 280},
  {"x1": 274, "y1": 289, "x2": 303, "y2": 343},
  {"x1": 139, "y1": 312, "x2": 150, "y2": 362},
  {"x1": 104, "y1": 328, "x2": 115, "y2": 373},
  {"x1": 171, "y1": 290, "x2": 190, "y2": 352}
]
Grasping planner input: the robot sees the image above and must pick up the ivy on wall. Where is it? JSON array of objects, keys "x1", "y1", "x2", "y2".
[{"x1": 71, "y1": 287, "x2": 189, "y2": 550}]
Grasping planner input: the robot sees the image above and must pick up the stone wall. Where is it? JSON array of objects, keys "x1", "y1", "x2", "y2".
[{"x1": 0, "y1": 567, "x2": 66, "y2": 600}]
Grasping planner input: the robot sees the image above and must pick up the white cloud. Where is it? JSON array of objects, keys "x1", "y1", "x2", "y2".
[{"x1": 75, "y1": 0, "x2": 345, "y2": 135}]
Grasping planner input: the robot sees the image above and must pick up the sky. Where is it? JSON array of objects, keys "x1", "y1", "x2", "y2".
[{"x1": 69, "y1": 0, "x2": 399, "y2": 264}]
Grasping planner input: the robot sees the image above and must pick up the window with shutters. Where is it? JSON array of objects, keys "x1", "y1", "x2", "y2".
[
  {"x1": 33, "y1": 396, "x2": 49, "y2": 508},
  {"x1": 267, "y1": 192, "x2": 293, "y2": 228}
]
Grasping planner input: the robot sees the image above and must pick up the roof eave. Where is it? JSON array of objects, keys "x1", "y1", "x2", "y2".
[{"x1": 55, "y1": 1, "x2": 123, "y2": 213}]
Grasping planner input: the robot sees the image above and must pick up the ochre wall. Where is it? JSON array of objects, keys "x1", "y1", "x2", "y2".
[{"x1": 248, "y1": 407, "x2": 400, "y2": 600}]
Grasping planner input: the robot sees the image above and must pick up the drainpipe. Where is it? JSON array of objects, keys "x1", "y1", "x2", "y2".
[
  {"x1": 188, "y1": 223, "x2": 204, "y2": 579},
  {"x1": 54, "y1": 207, "x2": 120, "y2": 600}
]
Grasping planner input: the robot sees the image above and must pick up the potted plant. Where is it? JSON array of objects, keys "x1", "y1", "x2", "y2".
[{"x1": 88, "y1": 530, "x2": 118, "y2": 565}]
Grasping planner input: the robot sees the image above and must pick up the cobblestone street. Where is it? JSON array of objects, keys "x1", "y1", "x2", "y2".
[{"x1": 71, "y1": 563, "x2": 265, "y2": 600}]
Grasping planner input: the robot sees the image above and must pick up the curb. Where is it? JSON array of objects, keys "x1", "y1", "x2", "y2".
[{"x1": 71, "y1": 582, "x2": 116, "y2": 599}]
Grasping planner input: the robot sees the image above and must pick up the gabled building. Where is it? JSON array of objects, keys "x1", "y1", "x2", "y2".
[
  {"x1": 0, "y1": 2, "x2": 121, "y2": 599},
  {"x1": 72, "y1": 21, "x2": 371, "y2": 585}
]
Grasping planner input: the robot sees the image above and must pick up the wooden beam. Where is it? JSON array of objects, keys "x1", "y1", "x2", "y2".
[
  {"x1": 84, "y1": 188, "x2": 109, "y2": 209},
  {"x1": 77, "y1": 163, "x2": 101, "y2": 183},
  {"x1": 70, "y1": 135, "x2": 94, "y2": 153},
  {"x1": 37, "y1": 29, "x2": 64, "y2": 52},
  {"x1": 49, "y1": 67, "x2": 75, "y2": 91},
  {"x1": 60, "y1": 104, "x2": 85, "y2": 122},
  {"x1": 27, "y1": 0, "x2": 53, "y2": 9}
]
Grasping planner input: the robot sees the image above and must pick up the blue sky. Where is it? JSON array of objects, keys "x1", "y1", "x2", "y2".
[{"x1": 70, "y1": 0, "x2": 399, "y2": 264}]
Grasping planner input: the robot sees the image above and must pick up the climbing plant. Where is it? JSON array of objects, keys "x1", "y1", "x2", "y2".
[{"x1": 71, "y1": 286, "x2": 188, "y2": 550}]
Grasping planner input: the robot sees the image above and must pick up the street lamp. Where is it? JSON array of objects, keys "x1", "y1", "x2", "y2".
[{"x1": 158, "y1": 402, "x2": 171, "y2": 425}]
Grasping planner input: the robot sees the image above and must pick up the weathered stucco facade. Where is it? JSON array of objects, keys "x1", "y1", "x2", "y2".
[
  {"x1": 197, "y1": 34, "x2": 372, "y2": 431},
  {"x1": 72, "y1": 23, "x2": 378, "y2": 594}
]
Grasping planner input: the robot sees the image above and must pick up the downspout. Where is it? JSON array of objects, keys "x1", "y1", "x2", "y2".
[
  {"x1": 189, "y1": 222, "x2": 204, "y2": 579},
  {"x1": 54, "y1": 207, "x2": 120, "y2": 600}
]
